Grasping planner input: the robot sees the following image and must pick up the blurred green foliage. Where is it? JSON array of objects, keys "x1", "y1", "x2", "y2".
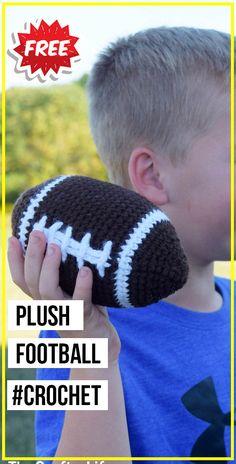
[
  {"x1": 5, "y1": 77, "x2": 108, "y2": 203},
  {"x1": 0, "y1": 348, "x2": 36, "y2": 460}
]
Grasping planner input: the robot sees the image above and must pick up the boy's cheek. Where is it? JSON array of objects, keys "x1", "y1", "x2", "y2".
[
  {"x1": 184, "y1": 199, "x2": 230, "y2": 260},
  {"x1": 207, "y1": 214, "x2": 231, "y2": 260}
]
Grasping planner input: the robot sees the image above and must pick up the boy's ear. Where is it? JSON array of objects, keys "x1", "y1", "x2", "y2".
[{"x1": 128, "y1": 147, "x2": 169, "y2": 206}]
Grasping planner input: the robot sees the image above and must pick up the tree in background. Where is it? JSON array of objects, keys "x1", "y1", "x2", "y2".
[{"x1": 6, "y1": 79, "x2": 107, "y2": 203}]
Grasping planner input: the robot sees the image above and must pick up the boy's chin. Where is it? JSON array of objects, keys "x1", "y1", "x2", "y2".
[
  {"x1": 215, "y1": 250, "x2": 231, "y2": 262},
  {"x1": 217, "y1": 238, "x2": 232, "y2": 261}
]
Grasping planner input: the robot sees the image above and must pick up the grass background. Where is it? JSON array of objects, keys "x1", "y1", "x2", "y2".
[{"x1": 2, "y1": 213, "x2": 231, "y2": 460}]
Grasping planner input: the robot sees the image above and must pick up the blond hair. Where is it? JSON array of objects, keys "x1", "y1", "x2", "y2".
[{"x1": 88, "y1": 27, "x2": 231, "y2": 188}]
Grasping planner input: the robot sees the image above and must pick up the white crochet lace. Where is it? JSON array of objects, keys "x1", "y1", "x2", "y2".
[
  {"x1": 33, "y1": 215, "x2": 113, "y2": 278},
  {"x1": 114, "y1": 208, "x2": 169, "y2": 307},
  {"x1": 19, "y1": 176, "x2": 67, "y2": 250}
]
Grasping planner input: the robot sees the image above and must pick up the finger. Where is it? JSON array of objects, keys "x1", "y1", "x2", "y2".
[
  {"x1": 39, "y1": 243, "x2": 64, "y2": 300},
  {"x1": 7, "y1": 236, "x2": 30, "y2": 296},
  {"x1": 24, "y1": 231, "x2": 47, "y2": 299},
  {"x1": 96, "y1": 305, "x2": 108, "y2": 317},
  {"x1": 73, "y1": 267, "x2": 93, "y2": 319}
]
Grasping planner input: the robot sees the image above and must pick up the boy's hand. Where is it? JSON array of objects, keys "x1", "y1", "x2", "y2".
[{"x1": 8, "y1": 231, "x2": 120, "y2": 363}]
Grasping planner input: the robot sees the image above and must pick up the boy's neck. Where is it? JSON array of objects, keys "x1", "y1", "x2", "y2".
[{"x1": 163, "y1": 262, "x2": 223, "y2": 313}]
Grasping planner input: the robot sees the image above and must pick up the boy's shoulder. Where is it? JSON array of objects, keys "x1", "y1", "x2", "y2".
[
  {"x1": 214, "y1": 275, "x2": 232, "y2": 301},
  {"x1": 39, "y1": 275, "x2": 232, "y2": 342},
  {"x1": 106, "y1": 275, "x2": 232, "y2": 346}
]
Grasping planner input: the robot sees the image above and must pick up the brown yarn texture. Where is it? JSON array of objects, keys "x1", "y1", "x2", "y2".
[{"x1": 12, "y1": 175, "x2": 189, "y2": 308}]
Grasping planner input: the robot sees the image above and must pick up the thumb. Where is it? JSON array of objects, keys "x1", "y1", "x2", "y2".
[{"x1": 72, "y1": 266, "x2": 93, "y2": 316}]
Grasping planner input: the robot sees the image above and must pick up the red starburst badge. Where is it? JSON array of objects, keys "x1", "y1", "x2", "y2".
[{"x1": 11, "y1": 19, "x2": 80, "y2": 81}]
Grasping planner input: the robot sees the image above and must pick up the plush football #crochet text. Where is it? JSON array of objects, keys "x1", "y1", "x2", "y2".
[{"x1": 12, "y1": 175, "x2": 188, "y2": 308}]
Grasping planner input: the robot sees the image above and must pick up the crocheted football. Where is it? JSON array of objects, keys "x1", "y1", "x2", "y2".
[{"x1": 12, "y1": 175, "x2": 188, "y2": 308}]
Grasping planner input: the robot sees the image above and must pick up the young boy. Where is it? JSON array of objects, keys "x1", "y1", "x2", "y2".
[{"x1": 8, "y1": 26, "x2": 234, "y2": 461}]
